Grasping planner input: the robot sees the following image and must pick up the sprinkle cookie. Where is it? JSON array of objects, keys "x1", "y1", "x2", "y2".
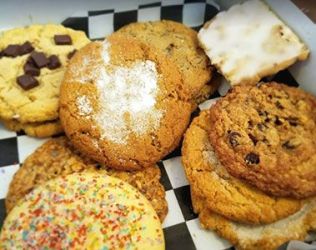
[
  {"x1": 1, "y1": 172, "x2": 165, "y2": 250},
  {"x1": 5, "y1": 137, "x2": 168, "y2": 222},
  {"x1": 60, "y1": 35, "x2": 192, "y2": 170}
]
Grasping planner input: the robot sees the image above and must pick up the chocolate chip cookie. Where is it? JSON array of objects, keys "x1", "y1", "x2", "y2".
[
  {"x1": 209, "y1": 82, "x2": 316, "y2": 198},
  {"x1": 114, "y1": 20, "x2": 216, "y2": 105},
  {"x1": 0, "y1": 24, "x2": 90, "y2": 136}
]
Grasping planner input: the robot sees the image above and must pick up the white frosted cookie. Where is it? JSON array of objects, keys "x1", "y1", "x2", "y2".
[
  {"x1": 198, "y1": 0, "x2": 309, "y2": 86},
  {"x1": 0, "y1": 172, "x2": 165, "y2": 250}
]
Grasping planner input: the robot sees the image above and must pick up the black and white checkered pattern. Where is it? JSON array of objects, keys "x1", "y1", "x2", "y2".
[{"x1": 0, "y1": 1, "x2": 315, "y2": 250}]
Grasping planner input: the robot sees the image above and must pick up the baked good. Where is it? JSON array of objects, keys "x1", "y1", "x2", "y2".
[
  {"x1": 1, "y1": 172, "x2": 165, "y2": 250},
  {"x1": 198, "y1": 0, "x2": 309, "y2": 86},
  {"x1": 115, "y1": 20, "x2": 215, "y2": 104},
  {"x1": 208, "y1": 82, "x2": 316, "y2": 198},
  {"x1": 199, "y1": 200, "x2": 316, "y2": 250},
  {"x1": 1, "y1": 118, "x2": 62, "y2": 137},
  {"x1": 182, "y1": 109, "x2": 302, "y2": 224},
  {"x1": 60, "y1": 35, "x2": 192, "y2": 170},
  {"x1": 0, "y1": 24, "x2": 90, "y2": 136},
  {"x1": 5, "y1": 137, "x2": 168, "y2": 222}
]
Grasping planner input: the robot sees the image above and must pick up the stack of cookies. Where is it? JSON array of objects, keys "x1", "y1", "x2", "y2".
[
  {"x1": 182, "y1": 83, "x2": 316, "y2": 250},
  {"x1": 182, "y1": 1, "x2": 316, "y2": 250}
]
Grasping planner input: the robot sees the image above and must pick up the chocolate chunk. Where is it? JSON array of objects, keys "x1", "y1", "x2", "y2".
[
  {"x1": 248, "y1": 120, "x2": 254, "y2": 129},
  {"x1": 31, "y1": 51, "x2": 49, "y2": 68},
  {"x1": 258, "y1": 110, "x2": 268, "y2": 116},
  {"x1": 47, "y1": 55, "x2": 61, "y2": 70},
  {"x1": 54, "y1": 35, "x2": 72, "y2": 45},
  {"x1": 3, "y1": 45, "x2": 20, "y2": 57},
  {"x1": 0, "y1": 50, "x2": 3, "y2": 58},
  {"x1": 23, "y1": 62, "x2": 40, "y2": 76},
  {"x1": 228, "y1": 131, "x2": 241, "y2": 148},
  {"x1": 67, "y1": 49, "x2": 77, "y2": 59},
  {"x1": 17, "y1": 75, "x2": 39, "y2": 90},
  {"x1": 19, "y1": 41, "x2": 34, "y2": 55},
  {"x1": 245, "y1": 152, "x2": 260, "y2": 165},
  {"x1": 275, "y1": 101, "x2": 284, "y2": 110},
  {"x1": 275, "y1": 116, "x2": 283, "y2": 126},
  {"x1": 257, "y1": 123, "x2": 267, "y2": 131},
  {"x1": 286, "y1": 117, "x2": 299, "y2": 127},
  {"x1": 265, "y1": 117, "x2": 271, "y2": 123},
  {"x1": 282, "y1": 141, "x2": 296, "y2": 150},
  {"x1": 248, "y1": 133, "x2": 258, "y2": 145}
]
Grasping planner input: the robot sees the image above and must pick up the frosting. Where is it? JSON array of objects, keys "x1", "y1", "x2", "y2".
[
  {"x1": 198, "y1": 0, "x2": 309, "y2": 85},
  {"x1": 0, "y1": 172, "x2": 164, "y2": 250}
]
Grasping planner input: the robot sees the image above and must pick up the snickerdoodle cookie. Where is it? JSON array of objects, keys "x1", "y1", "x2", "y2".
[{"x1": 59, "y1": 35, "x2": 192, "y2": 170}]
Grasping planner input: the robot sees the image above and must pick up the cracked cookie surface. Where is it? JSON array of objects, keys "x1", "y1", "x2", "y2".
[
  {"x1": 115, "y1": 20, "x2": 215, "y2": 105},
  {"x1": 60, "y1": 35, "x2": 192, "y2": 170},
  {"x1": 182, "y1": 109, "x2": 302, "y2": 224},
  {"x1": 209, "y1": 83, "x2": 316, "y2": 198},
  {"x1": 0, "y1": 24, "x2": 90, "y2": 125},
  {"x1": 6, "y1": 137, "x2": 168, "y2": 222}
]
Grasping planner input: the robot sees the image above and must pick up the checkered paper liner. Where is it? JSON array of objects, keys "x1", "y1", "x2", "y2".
[{"x1": 0, "y1": 1, "x2": 315, "y2": 249}]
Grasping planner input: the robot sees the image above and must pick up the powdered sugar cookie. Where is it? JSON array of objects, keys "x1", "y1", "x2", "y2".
[{"x1": 60, "y1": 35, "x2": 192, "y2": 170}]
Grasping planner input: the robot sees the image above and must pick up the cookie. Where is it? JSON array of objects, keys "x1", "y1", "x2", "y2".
[
  {"x1": 182, "y1": 109, "x2": 302, "y2": 224},
  {"x1": 208, "y1": 82, "x2": 316, "y2": 198},
  {"x1": 59, "y1": 35, "x2": 192, "y2": 170},
  {"x1": 115, "y1": 20, "x2": 215, "y2": 104},
  {"x1": 0, "y1": 24, "x2": 90, "y2": 131},
  {"x1": 5, "y1": 137, "x2": 168, "y2": 222},
  {"x1": 1, "y1": 172, "x2": 165, "y2": 250},
  {"x1": 198, "y1": 0, "x2": 309, "y2": 86},
  {"x1": 1, "y1": 118, "x2": 63, "y2": 137},
  {"x1": 199, "y1": 200, "x2": 316, "y2": 250}
]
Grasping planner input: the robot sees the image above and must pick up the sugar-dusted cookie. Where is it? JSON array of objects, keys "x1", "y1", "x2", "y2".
[
  {"x1": 198, "y1": 0, "x2": 309, "y2": 86},
  {"x1": 182, "y1": 109, "x2": 302, "y2": 224},
  {"x1": 208, "y1": 83, "x2": 316, "y2": 198},
  {"x1": 1, "y1": 172, "x2": 165, "y2": 250},
  {"x1": 199, "y1": 200, "x2": 316, "y2": 250},
  {"x1": 60, "y1": 35, "x2": 192, "y2": 170},
  {"x1": 115, "y1": 20, "x2": 216, "y2": 104},
  {"x1": 6, "y1": 137, "x2": 168, "y2": 222},
  {"x1": 0, "y1": 24, "x2": 90, "y2": 136}
]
